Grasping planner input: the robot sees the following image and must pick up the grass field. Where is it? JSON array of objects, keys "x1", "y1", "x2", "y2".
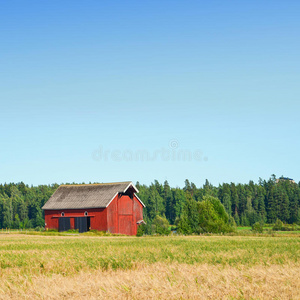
[{"x1": 0, "y1": 233, "x2": 299, "y2": 299}]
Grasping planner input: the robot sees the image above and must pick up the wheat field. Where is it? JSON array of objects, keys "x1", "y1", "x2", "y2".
[{"x1": 0, "y1": 233, "x2": 299, "y2": 299}]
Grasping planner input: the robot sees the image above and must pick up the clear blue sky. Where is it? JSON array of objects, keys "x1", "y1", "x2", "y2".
[{"x1": 0, "y1": 1, "x2": 299, "y2": 187}]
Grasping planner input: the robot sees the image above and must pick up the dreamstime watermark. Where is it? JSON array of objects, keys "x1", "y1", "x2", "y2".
[{"x1": 92, "y1": 139, "x2": 208, "y2": 162}]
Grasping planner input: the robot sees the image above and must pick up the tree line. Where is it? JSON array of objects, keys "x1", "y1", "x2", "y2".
[
  {"x1": 0, "y1": 175, "x2": 299, "y2": 231},
  {"x1": 137, "y1": 175, "x2": 300, "y2": 231},
  {"x1": 0, "y1": 183, "x2": 58, "y2": 229}
]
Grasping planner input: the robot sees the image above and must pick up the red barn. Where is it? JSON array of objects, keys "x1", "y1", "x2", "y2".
[{"x1": 42, "y1": 181, "x2": 145, "y2": 235}]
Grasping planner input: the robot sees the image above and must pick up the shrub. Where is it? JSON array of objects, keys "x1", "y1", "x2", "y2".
[
  {"x1": 177, "y1": 215, "x2": 192, "y2": 235},
  {"x1": 152, "y1": 215, "x2": 171, "y2": 235},
  {"x1": 252, "y1": 222, "x2": 264, "y2": 233},
  {"x1": 273, "y1": 219, "x2": 283, "y2": 231},
  {"x1": 177, "y1": 196, "x2": 235, "y2": 234},
  {"x1": 34, "y1": 226, "x2": 45, "y2": 232},
  {"x1": 136, "y1": 224, "x2": 146, "y2": 237},
  {"x1": 229, "y1": 216, "x2": 237, "y2": 227}
]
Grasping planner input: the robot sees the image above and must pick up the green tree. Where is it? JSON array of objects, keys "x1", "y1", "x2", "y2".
[
  {"x1": 245, "y1": 197, "x2": 258, "y2": 225},
  {"x1": 3, "y1": 196, "x2": 13, "y2": 228},
  {"x1": 182, "y1": 193, "x2": 199, "y2": 233},
  {"x1": 197, "y1": 196, "x2": 233, "y2": 233},
  {"x1": 279, "y1": 192, "x2": 290, "y2": 222},
  {"x1": 178, "y1": 195, "x2": 234, "y2": 234},
  {"x1": 34, "y1": 209, "x2": 45, "y2": 228},
  {"x1": 146, "y1": 186, "x2": 165, "y2": 220},
  {"x1": 152, "y1": 215, "x2": 170, "y2": 235},
  {"x1": 257, "y1": 186, "x2": 266, "y2": 221},
  {"x1": 13, "y1": 214, "x2": 21, "y2": 229},
  {"x1": 267, "y1": 187, "x2": 277, "y2": 223},
  {"x1": 222, "y1": 193, "x2": 232, "y2": 216},
  {"x1": 173, "y1": 188, "x2": 186, "y2": 220},
  {"x1": 289, "y1": 189, "x2": 299, "y2": 224},
  {"x1": 164, "y1": 180, "x2": 175, "y2": 223}
]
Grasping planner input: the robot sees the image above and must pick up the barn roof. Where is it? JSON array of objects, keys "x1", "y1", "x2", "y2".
[{"x1": 42, "y1": 181, "x2": 145, "y2": 210}]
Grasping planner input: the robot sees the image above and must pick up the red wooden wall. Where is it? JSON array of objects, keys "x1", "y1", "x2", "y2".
[
  {"x1": 44, "y1": 208, "x2": 107, "y2": 231},
  {"x1": 107, "y1": 194, "x2": 143, "y2": 235}
]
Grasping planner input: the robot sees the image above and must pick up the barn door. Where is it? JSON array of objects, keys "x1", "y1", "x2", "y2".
[
  {"x1": 74, "y1": 217, "x2": 89, "y2": 233},
  {"x1": 118, "y1": 196, "x2": 134, "y2": 235},
  {"x1": 59, "y1": 217, "x2": 70, "y2": 232},
  {"x1": 118, "y1": 215, "x2": 133, "y2": 235}
]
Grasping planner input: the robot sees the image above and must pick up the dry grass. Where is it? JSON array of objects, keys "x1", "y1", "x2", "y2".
[
  {"x1": 0, "y1": 234, "x2": 299, "y2": 299},
  {"x1": 1, "y1": 263, "x2": 299, "y2": 299}
]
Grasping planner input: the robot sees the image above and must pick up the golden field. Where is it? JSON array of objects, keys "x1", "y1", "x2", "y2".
[{"x1": 0, "y1": 233, "x2": 299, "y2": 299}]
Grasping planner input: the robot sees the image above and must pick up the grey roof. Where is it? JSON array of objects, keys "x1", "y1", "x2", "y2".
[{"x1": 42, "y1": 181, "x2": 142, "y2": 210}]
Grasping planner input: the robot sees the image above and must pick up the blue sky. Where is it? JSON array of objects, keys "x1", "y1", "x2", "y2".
[{"x1": 0, "y1": 1, "x2": 299, "y2": 187}]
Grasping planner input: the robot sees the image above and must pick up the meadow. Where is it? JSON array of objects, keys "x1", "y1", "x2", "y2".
[{"x1": 0, "y1": 232, "x2": 299, "y2": 299}]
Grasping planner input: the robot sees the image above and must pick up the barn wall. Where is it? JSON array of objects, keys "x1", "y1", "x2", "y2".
[
  {"x1": 106, "y1": 194, "x2": 118, "y2": 233},
  {"x1": 44, "y1": 210, "x2": 59, "y2": 229},
  {"x1": 44, "y1": 208, "x2": 107, "y2": 231},
  {"x1": 133, "y1": 195, "x2": 144, "y2": 235},
  {"x1": 118, "y1": 195, "x2": 134, "y2": 235},
  {"x1": 106, "y1": 194, "x2": 144, "y2": 235}
]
